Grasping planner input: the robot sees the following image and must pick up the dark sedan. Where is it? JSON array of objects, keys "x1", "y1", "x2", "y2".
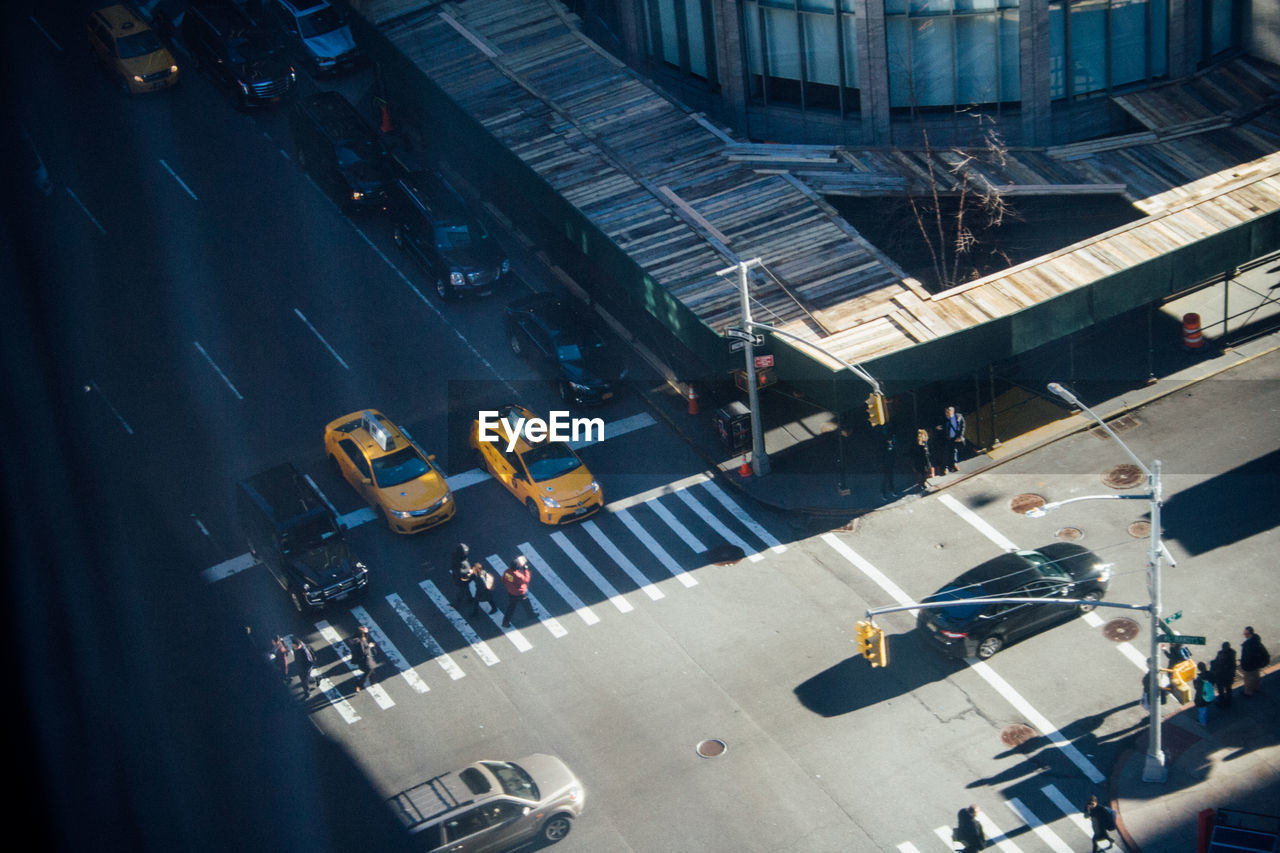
[
  {"x1": 504, "y1": 293, "x2": 623, "y2": 405},
  {"x1": 917, "y1": 542, "x2": 1113, "y2": 659}
]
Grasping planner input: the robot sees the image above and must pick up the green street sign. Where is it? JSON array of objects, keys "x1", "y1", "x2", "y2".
[{"x1": 1165, "y1": 634, "x2": 1206, "y2": 645}]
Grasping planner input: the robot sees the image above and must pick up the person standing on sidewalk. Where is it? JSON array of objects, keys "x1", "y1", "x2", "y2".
[
  {"x1": 1193, "y1": 661, "x2": 1214, "y2": 726},
  {"x1": 1210, "y1": 641, "x2": 1237, "y2": 709},
  {"x1": 936, "y1": 405, "x2": 966, "y2": 474},
  {"x1": 292, "y1": 636, "x2": 317, "y2": 698},
  {"x1": 911, "y1": 428, "x2": 935, "y2": 492},
  {"x1": 1083, "y1": 794, "x2": 1117, "y2": 852},
  {"x1": 501, "y1": 555, "x2": 534, "y2": 628},
  {"x1": 954, "y1": 804, "x2": 985, "y2": 853},
  {"x1": 1240, "y1": 626, "x2": 1270, "y2": 697}
]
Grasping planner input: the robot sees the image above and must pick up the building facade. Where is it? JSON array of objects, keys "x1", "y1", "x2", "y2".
[{"x1": 591, "y1": 0, "x2": 1259, "y2": 147}]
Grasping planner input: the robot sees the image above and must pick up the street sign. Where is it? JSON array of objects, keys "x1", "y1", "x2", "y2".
[
  {"x1": 725, "y1": 328, "x2": 763, "y2": 345},
  {"x1": 754, "y1": 354, "x2": 774, "y2": 369},
  {"x1": 1165, "y1": 634, "x2": 1206, "y2": 645},
  {"x1": 729, "y1": 340, "x2": 746, "y2": 352}
]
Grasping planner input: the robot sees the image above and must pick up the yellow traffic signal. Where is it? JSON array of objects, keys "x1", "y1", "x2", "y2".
[
  {"x1": 866, "y1": 393, "x2": 887, "y2": 427},
  {"x1": 856, "y1": 620, "x2": 889, "y2": 667},
  {"x1": 1167, "y1": 659, "x2": 1196, "y2": 705}
]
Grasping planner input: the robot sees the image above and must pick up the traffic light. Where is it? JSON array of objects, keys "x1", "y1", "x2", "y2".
[
  {"x1": 1167, "y1": 659, "x2": 1196, "y2": 705},
  {"x1": 866, "y1": 393, "x2": 887, "y2": 427},
  {"x1": 856, "y1": 620, "x2": 889, "y2": 668}
]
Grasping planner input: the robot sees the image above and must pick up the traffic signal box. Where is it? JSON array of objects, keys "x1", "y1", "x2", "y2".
[
  {"x1": 866, "y1": 393, "x2": 887, "y2": 427},
  {"x1": 1167, "y1": 659, "x2": 1197, "y2": 704},
  {"x1": 856, "y1": 620, "x2": 888, "y2": 668}
]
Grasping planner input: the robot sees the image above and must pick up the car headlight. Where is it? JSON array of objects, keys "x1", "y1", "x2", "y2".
[
  {"x1": 289, "y1": 68, "x2": 297, "y2": 81},
  {"x1": 1095, "y1": 563, "x2": 1113, "y2": 582},
  {"x1": 450, "y1": 271, "x2": 465, "y2": 286},
  {"x1": 133, "y1": 75, "x2": 145, "y2": 83},
  {"x1": 569, "y1": 380, "x2": 591, "y2": 392},
  {"x1": 170, "y1": 65, "x2": 178, "y2": 74},
  {"x1": 351, "y1": 190, "x2": 364, "y2": 201},
  {"x1": 541, "y1": 495, "x2": 561, "y2": 508},
  {"x1": 589, "y1": 481, "x2": 600, "y2": 494},
  {"x1": 355, "y1": 561, "x2": 368, "y2": 574},
  {"x1": 389, "y1": 508, "x2": 414, "y2": 519},
  {"x1": 239, "y1": 81, "x2": 250, "y2": 95}
]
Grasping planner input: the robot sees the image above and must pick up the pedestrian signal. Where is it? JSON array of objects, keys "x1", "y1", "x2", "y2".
[
  {"x1": 1167, "y1": 659, "x2": 1196, "y2": 705},
  {"x1": 856, "y1": 620, "x2": 888, "y2": 668},
  {"x1": 866, "y1": 393, "x2": 887, "y2": 427}
]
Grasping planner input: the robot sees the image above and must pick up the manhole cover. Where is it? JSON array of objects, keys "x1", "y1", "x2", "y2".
[
  {"x1": 1001, "y1": 724, "x2": 1037, "y2": 748},
  {"x1": 696, "y1": 739, "x2": 727, "y2": 758},
  {"x1": 1055, "y1": 527, "x2": 1083, "y2": 541},
  {"x1": 1103, "y1": 464, "x2": 1144, "y2": 489},
  {"x1": 707, "y1": 544, "x2": 745, "y2": 565},
  {"x1": 1010, "y1": 493, "x2": 1046, "y2": 515},
  {"x1": 1127, "y1": 520, "x2": 1151, "y2": 538},
  {"x1": 1103, "y1": 618, "x2": 1141, "y2": 642}
]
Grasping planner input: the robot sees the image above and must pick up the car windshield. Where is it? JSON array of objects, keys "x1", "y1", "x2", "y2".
[
  {"x1": 335, "y1": 143, "x2": 377, "y2": 167},
  {"x1": 434, "y1": 222, "x2": 482, "y2": 249},
  {"x1": 520, "y1": 442, "x2": 582, "y2": 482},
  {"x1": 481, "y1": 762, "x2": 539, "y2": 801},
  {"x1": 280, "y1": 513, "x2": 339, "y2": 554},
  {"x1": 371, "y1": 446, "x2": 430, "y2": 487},
  {"x1": 117, "y1": 30, "x2": 162, "y2": 59},
  {"x1": 298, "y1": 7, "x2": 342, "y2": 38},
  {"x1": 555, "y1": 332, "x2": 603, "y2": 363},
  {"x1": 227, "y1": 35, "x2": 276, "y2": 64}
]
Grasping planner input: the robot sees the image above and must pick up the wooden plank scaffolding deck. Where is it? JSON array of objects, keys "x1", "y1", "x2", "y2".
[{"x1": 356, "y1": 0, "x2": 1280, "y2": 388}]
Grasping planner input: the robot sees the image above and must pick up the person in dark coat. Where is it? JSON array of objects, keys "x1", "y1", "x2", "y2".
[
  {"x1": 1193, "y1": 661, "x2": 1213, "y2": 726},
  {"x1": 1210, "y1": 641, "x2": 1237, "y2": 708},
  {"x1": 955, "y1": 804, "x2": 985, "y2": 852},
  {"x1": 936, "y1": 405, "x2": 967, "y2": 473},
  {"x1": 1240, "y1": 626, "x2": 1270, "y2": 697},
  {"x1": 449, "y1": 543, "x2": 474, "y2": 607},
  {"x1": 911, "y1": 428, "x2": 934, "y2": 492},
  {"x1": 352, "y1": 626, "x2": 377, "y2": 692},
  {"x1": 1084, "y1": 794, "x2": 1116, "y2": 851},
  {"x1": 292, "y1": 637, "x2": 318, "y2": 698},
  {"x1": 469, "y1": 563, "x2": 496, "y2": 616}
]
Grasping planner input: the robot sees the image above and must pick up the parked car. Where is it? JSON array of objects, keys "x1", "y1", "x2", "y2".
[
  {"x1": 236, "y1": 462, "x2": 368, "y2": 612},
  {"x1": 389, "y1": 171, "x2": 511, "y2": 300},
  {"x1": 182, "y1": 0, "x2": 296, "y2": 108},
  {"x1": 257, "y1": 0, "x2": 361, "y2": 76},
  {"x1": 387, "y1": 754, "x2": 584, "y2": 852},
  {"x1": 504, "y1": 293, "x2": 622, "y2": 405},
  {"x1": 86, "y1": 4, "x2": 179, "y2": 94},
  {"x1": 323, "y1": 409, "x2": 454, "y2": 534},
  {"x1": 289, "y1": 91, "x2": 390, "y2": 212},
  {"x1": 917, "y1": 542, "x2": 1113, "y2": 659}
]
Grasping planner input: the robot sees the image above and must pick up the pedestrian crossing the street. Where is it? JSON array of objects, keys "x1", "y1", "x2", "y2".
[
  {"x1": 217, "y1": 475, "x2": 784, "y2": 722},
  {"x1": 897, "y1": 784, "x2": 1099, "y2": 853}
]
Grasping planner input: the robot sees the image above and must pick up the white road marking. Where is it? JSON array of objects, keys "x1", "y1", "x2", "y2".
[
  {"x1": 701, "y1": 480, "x2": 786, "y2": 553},
  {"x1": 293, "y1": 308, "x2": 350, "y2": 369},
  {"x1": 1007, "y1": 797, "x2": 1074, "y2": 853},
  {"x1": 568, "y1": 412, "x2": 656, "y2": 449},
  {"x1": 821, "y1": 534, "x2": 1107, "y2": 785},
  {"x1": 387, "y1": 593, "x2": 465, "y2": 680},
  {"x1": 975, "y1": 811, "x2": 1023, "y2": 853},
  {"x1": 159, "y1": 159, "x2": 199, "y2": 200},
  {"x1": 518, "y1": 542, "x2": 600, "y2": 625},
  {"x1": 616, "y1": 508, "x2": 697, "y2": 587},
  {"x1": 65, "y1": 187, "x2": 106, "y2": 234},
  {"x1": 604, "y1": 471, "x2": 712, "y2": 512},
  {"x1": 547, "y1": 532, "x2": 633, "y2": 614},
  {"x1": 193, "y1": 341, "x2": 244, "y2": 400},
  {"x1": 895, "y1": 843, "x2": 922, "y2": 853},
  {"x1": 582, "y1": 520, "x2": 664, "y2": 601},
  {"x1": 676, "y1": 488, "x2": 763, "y2": 562},
  {"x1": 645, "y1": 496, "x2": 706, "y2": 553},
  {"x1": 339, "y1": 507, "x2": 378, "y2": 528},
  {"x1": 191, "y1": 515, "x2": 212, "y2": 539},
  {"x1": 1117, "y1": 641, "x2": 1148, "y2": 668},
  {"x1": 86, "y1": 379, "x2": 133, "y2": 434},
  {"x1": 202, "y1": 552, "x2": 255, "y2": 583},
  {"x1": 317, "y1": 620, "x2": 394, "y2": 709},
  {"x1": 419, "y1": 579, "x2": 500, "y2": 666},
  {"x1": 446, "y1": 468, "x2": 491, "y2": 490},
  {"x1": 485, "y1": 555, "x2": 567, "y2": 638},
  {"x1": 939, "y1": 493, "x2": 1020, "y2": 552},
  {"x1": 352, "y1": 606, "x2": 427, "y2": 693},
  {"x1": 312, "y1": 674, "x2": 360, "y2": 724},
  {"x1": 1041, "y1": 784, "x2": 1094, "y2": 837},
  {"x1": 933, "y1": 826, "x2": 956, "y2": 848},
  {"x1": 29, "y1": 15, "x2": 62, "y2": 51}
]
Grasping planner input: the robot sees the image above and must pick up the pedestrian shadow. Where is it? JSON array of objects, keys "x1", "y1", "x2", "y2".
[{"x1": 794, "y1": 632, "x2": 964, "y2": 717}]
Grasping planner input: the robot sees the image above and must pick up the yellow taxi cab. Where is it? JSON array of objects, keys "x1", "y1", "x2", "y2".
[
  {"x1": 324, "y1": 409, "x2": 454, "y2": 534},
  {"x1": 87, "y1": 4, "x2": 179, "y2": 94},
  {"x1": 469, "y1": 404, "x2": 603, "y2": 525}
]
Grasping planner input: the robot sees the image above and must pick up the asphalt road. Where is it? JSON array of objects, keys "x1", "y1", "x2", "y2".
[{"x1": 9, "y1": 4, "x2": 1278, "y2": 851}]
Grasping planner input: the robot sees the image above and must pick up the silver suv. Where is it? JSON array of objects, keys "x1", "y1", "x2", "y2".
[{"x1": 389, "y1": 755, "x2": 584, "y2": 852}]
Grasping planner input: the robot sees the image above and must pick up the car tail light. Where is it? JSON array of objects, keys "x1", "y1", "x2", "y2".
[{"x1": 940, "y1": 629, "x2": 968, "y2": 639}]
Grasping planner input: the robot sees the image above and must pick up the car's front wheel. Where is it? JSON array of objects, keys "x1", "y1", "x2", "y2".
[
  {"x1": 541, "y1": 814, "x2": 572, "y2": 843},
  {"x1": 290, "y1": 590, "x2": 306, "y2": 613},
  {"x1": 435, "y1": 276, "x2": 454, "y2": 301},
  {"x1": 976, "y1": 635, "x2": 1004, "y2": 659},
  {"x1": 1079, "y1": 591, "x2": 1102, "y2": 613},
  {"x1": 509, "y1": 333, "x2": 523, "y2": 356},
  {"x1": 526, "y1": 498, "x2": 542, "y2": 522}
]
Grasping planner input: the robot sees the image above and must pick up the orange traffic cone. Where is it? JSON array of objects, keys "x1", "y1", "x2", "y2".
[
  {"x1": 738, "y1": 455, "x2": 752, "y2": 477},
  {"x1": 379, "y1": 101, "x2": 393, "y2": 134},
  {"x1": 687, "y1": 384, "x2": 700, "y2": 415}
]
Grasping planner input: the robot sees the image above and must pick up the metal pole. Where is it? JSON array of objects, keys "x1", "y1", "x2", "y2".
[
  {"x1": 736, "y1": 260, "x2": 770, "y2": 476},
  {"x1": 1143, "y1": 459, "x2": 1167, "y2": 782}
]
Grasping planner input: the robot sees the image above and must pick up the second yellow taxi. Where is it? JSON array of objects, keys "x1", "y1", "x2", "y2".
[{"x1": 324, "y1": 409, "x2": 454, "y2": 534}]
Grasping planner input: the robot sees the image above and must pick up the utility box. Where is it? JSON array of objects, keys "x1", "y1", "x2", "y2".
[{"x1": 714, "y1": 401, "x2": 752, "y2": 454}]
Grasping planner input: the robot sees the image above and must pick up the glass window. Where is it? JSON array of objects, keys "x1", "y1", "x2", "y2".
[
  {"x1": 685, "y1": 0, "x2": 708, "y2": 77},
  {"x1": 1210, "y1": 0, "x2": 1232, "y2": 56},
  {"x1": 1150, "y1": 0, "x2": 1167, "y2": 77},
  {"x1": 1111, "y1": 0, "x2": 1148, "y2": 88},
  {"x1": 1069, "y1": 0, "x2": 1107, "y2": 97},
  {"x1": 910, "y1": 16, "x2": 956, "y2": 107},
  {"x1": 840, "y1": 10, "x2": 859, "y2": 89},
  {"x1": 801, "y1": 11, "x2": 840, "y2": 86},
  {"x1": 656, "y1": 0, "x2": 680, "y2": 66},
  {"x1": 762, "y1": 6, "x2": 801, "y2": 80},
  {"x1": 956, "y1": 16, "x2": 999, "y2": 104},
  {"x1": 998, "y1": 9, "x2": 1019, "y2": 99}
]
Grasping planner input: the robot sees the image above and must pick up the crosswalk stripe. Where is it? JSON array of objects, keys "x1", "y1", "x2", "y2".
[
  {"x1": 582, "y1": 520, "x2": 664, "y2": 601},
  {"x1": 939, "y1": 493, "x2": 1020, "y2": 552},
  {"x1": 676, "y1": 488, "x2": 763, "y2": 562},
  {"x1": 933, "y1": 826, "x2": 955, "y2": 848},
  {"x1": 896, "y1": 843, "x2": 923, "y2": 853},
  {"x1": 551, "y1": 531, "x2": 634, "y2": 613},
  {"x1": 518, "y1": 542, "x2": 601, "y2": 625},
  {"x1": 352, "y1": 606, "x2": 428, "y2": 693},
  {"x1": 975, "y1": 811, "x2": 1023, "y2": 853},
  {"x1": 647, "y1": 496, "x2": 706, "y2": 553},
  {"x1": 1041, "y1": 785, "x2": 1094, "y2": 838},
  {"x1": 418, "y1": 579, "x2": 501, "y2": 665},
  {"x1": 285, "y1": 633, "x2": 360, "y2": 723},
  {"x1": 485, "y1": 555, "x2": 568, "y2": 638},
  {"x1": 387, "y1": 593, "x2": 465, "y2": 680},
  {"x1": 701, "y1": 480, "x2": 787, "y2": 554},
  {"x1": 616, "y1": 508, "x2": 697, "y2": 587},
  {"x1": 316, "y1": 619, "x2": 395, "y2": 709},
  {"x1": 1007, "y1": 797, "x2": 1073, "y2": 853}
]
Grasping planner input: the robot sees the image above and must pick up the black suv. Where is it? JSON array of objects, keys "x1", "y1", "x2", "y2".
[
  {"x1": 182, "y1": 0, "x2": 296, "y2": 108},
  {"x1": 504, "y1": 293, "x2": 622, "y2": 405},
  {"x1": 389, "y1": 170, "x2": 511, "y2": 300},
  {"x1": 289, "y1": 91, "x2": 390, "y2": 212},
  {"x1": 237, "y1": 462, "x2": 369, "y2": 612},
  {"x1": 255, "y1": 0, "x2": 361, "y2": 76},
  {"x1": 917, "y1": 542, "x2": 1113, "y2": 660}
]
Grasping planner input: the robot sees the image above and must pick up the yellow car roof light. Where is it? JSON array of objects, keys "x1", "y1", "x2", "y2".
[{"x1": 362, "y1": 410, "x2": 395, "y2": 451}]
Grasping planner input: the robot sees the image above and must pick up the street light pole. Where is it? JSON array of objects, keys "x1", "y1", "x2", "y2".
[
  {"x1": 1045, "y1": 382, "x2": 1168, "y2": 783},
  {"x1": 719, "y1": 259, "x2": 770, "y2": 476}
]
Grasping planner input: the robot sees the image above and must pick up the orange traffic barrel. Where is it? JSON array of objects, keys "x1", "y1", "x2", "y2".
[{"x1": 1181, "y1": 313, "x2": 1204, "y2": 350}]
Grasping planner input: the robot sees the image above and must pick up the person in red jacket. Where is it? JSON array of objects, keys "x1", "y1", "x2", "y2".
[{"x1": 501, "y1": 555, "x2": 534, "y2": 628}]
